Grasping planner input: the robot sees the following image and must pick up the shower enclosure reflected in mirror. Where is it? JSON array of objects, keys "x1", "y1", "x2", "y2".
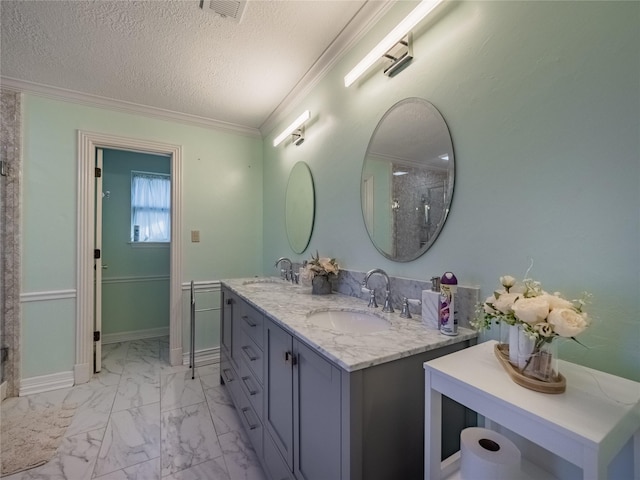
[
  {"x1": 361, "y1": 98, "x2": 455, "y2": 262},
  {"x1": 285, "y1": 161, "x2": 315, "y2": 253}
]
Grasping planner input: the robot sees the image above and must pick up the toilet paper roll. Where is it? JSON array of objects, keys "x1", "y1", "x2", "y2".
[{"x1": 460, "y1": 428, "x2": 521, "y2": 480}]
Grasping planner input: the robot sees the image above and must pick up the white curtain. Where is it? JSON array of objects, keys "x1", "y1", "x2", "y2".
[{"x1": 131, "y1": 173, "x2": 170, "y2": 242}]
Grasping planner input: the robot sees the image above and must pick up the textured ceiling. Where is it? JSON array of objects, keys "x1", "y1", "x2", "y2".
[{"x1": 1, "y1": 0, "x2": 389, "y2": 133}]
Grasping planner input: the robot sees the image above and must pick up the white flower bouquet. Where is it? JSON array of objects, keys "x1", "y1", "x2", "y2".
[{"x1": 473, "y1": 275, "x2": 591, "y2": 376}]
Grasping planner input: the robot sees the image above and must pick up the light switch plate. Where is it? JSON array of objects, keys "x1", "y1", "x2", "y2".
[{"x1": 191, "y1": 230, "x2": 200, "y2": 242}]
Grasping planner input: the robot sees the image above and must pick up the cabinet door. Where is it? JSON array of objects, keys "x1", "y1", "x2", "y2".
[
  {"x1": 265, "y1": 320, "x2": 294, "y2": 470},
  {"x1": 263, "y1": 429, "x2": 295, "y2": 480},
  {"x1": 294, "y1": 340, "x2": 342, "y2": 480},
  {"x1": 220, "y1": 288, "x2": 233, "y2": 354}
]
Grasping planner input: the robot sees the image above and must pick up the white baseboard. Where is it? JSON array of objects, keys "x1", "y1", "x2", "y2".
[
  {"x1": 182, "y1": 347, "x2": 220, "y2": 367},
  {"x1": 102, "y1": 326, "x2": 169, "y2": 345},
  {"x1": 74, "y1": 362, "x2": 92, "y2": 385},
  {"x1": 20, "y1": 371, "x2": 75, "y2": 396}
]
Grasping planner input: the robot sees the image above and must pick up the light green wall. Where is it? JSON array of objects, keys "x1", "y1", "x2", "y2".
[
  {"x1": 21, "y1": 299, "x2": 75, "y2": 378},
  {"x1": 102, "y1": 281, "x2": 170, "y2": 336},
  {"x1": 21, "y1": 96, "x2": 263, "y2": 377},
  {"x1": 263, "y1": 1, "x2": 640, "y2": 380},
  {"x1": 101, "y1": 149, "x2": 170, "y2": 336}
]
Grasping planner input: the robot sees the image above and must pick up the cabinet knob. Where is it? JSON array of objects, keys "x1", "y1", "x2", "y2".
[{"x1": 284, "y1": 351, "x2": 297, "y2": 366}]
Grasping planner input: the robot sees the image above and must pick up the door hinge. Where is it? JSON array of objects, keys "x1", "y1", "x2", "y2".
[
  {"x1": 95, "y1": 167, "x2": 102, "y2": 178},
  {"x1": 94, "y1": 249, "x2": 101, "y2": 259},
  {"x1": 0, "y1": 159, "x2": 7, "y2": 177},
  {"x1": 94, "y1": 331, "x2": 101, "y2": 342}
]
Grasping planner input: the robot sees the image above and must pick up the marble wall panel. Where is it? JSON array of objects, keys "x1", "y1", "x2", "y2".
[{"x1": 1, "y1": 88, "x2": 22, "y2": 398}]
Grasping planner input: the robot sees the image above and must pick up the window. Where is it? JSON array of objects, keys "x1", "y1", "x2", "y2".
[{"x1": 131, "y1": 171, "x2": 171, "y2": 242}]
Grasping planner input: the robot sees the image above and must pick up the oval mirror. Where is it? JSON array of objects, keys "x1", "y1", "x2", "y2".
[
  {"x1": 361, "y1": 98, "x2": 455, "y2": 262},
  {"x1": 285, "y1": 161, "x2": 315, "y2": 253}
]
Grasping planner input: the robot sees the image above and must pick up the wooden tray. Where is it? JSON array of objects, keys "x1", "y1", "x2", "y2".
[{"x1": 494, "y1": 343, "x2": 566, "y2": 394}]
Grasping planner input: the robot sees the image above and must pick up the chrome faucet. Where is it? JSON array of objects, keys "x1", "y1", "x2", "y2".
[
  {"x1": 275, "y1": 257, "x2": 297, "y2": 283},
  {"x1": 362, "y1": 268, "x2": 394, "y2": 313}
]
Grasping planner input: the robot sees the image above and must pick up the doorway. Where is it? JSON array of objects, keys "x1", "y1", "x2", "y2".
[
  {"x1": 76, "y1": 131, "x2": 183, "y2": 385},
  {"x1": 95, "y1": 148, "x2": 171, "y2": 372}
]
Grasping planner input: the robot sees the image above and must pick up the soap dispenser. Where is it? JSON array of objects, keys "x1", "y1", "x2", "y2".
[{"x1": 421, "y1": 276, "x2": 441, "y2": 329}]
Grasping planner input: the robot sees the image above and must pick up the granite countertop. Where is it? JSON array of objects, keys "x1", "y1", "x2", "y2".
[{"x1": 222, "y1": 277, "x2": 478, "y2": 372}]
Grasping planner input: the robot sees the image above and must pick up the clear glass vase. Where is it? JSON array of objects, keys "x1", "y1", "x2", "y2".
[
  {"x1": 525, "y1": 341, "x2": 558, "y2": 382},
  {"x1": 498, "y1": 321, "x2": 511, "y2": 346},
  {"x1": 507, "y1": 324, "x2": 535, "y2": 370},
  {"x1": 503, "y1": 324, "x2": 560, "y2": 385}
]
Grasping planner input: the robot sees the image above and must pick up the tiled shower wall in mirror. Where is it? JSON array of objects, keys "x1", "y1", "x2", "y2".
[{"x1": 1, "y1": 88, "x2": 22, "y2": 399}]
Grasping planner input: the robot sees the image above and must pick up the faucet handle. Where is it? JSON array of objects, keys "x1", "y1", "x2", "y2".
[
  {"x1": 362, "y1": 287, "x2": 378, "y2": 308},
  {"x1": 382, "y1": 290, "x2": 394, "y2": 313},
  {"x1": 400, "y1": 297, "x2": 411, "y2": 318},
  {"x1": 399, "y1": 297, "x2": 421, "y2": 319}
]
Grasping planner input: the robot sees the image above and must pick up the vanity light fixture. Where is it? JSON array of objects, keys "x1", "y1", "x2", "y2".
[
  {"x1": 344, "y1": 0, "x2": 445, "y2": 87},
  {"x1": 273, "y1": 110, "x2": 311, "y2": 147}
]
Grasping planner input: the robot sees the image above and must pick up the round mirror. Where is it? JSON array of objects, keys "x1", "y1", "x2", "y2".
[
  {"x1": 285, "y1": 161, "x2": 315, "y2": 253},
  {"x1": 361, "y1": 98, "x2": 455, "y2": 262}
]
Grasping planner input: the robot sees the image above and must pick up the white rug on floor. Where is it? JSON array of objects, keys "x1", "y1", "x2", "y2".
[{"x1": 1, "y1": 402, "x2": 76, "y2": 476}]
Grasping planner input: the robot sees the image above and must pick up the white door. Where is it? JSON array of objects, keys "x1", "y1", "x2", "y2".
[{"x1": 94, "y1": 148, "x2": 103, "y2": 373}]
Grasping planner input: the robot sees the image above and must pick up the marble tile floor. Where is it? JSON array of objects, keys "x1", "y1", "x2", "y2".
[{"x1": 0, "y1": 337, "x2": 268, "y2": 480}]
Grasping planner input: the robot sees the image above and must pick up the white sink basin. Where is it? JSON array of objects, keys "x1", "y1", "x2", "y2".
[{"x1": 306, "y1": 309, "x2": 391, "y2": 334}]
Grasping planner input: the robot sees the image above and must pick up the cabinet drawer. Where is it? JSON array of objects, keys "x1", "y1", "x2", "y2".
[
  {"x1": 238, "y1": 402, "x2": 263, "y2": 458},
  {"x1": 222, "y1": 352, "x2": 264, "y2": 458},
  {"x1": 221, "y1": 352, "x2": 235, "y2": 386},
  {"x1": 221, "y1": 354, "x2": 241, "y2": 404},
  {"x1": 238, "y1": 327, "x2": 264, "y2": 385},
  {"x1": 263, "y1": 431, "x2": 294, "y2": 480},
  {"x1": 239, "y1": 367, "x2": 263, "y2": 422},
  {"x1": 239, "y1": 302, "x2": 264, "y2": 348}
]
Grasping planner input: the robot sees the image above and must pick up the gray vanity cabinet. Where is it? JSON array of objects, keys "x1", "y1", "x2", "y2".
[
  {"x1": 221, "y1": 285, "x2": 475, "y2": 480},
  {"x1": 265, "y1": 319, "x2": 341, "y2": 480}
]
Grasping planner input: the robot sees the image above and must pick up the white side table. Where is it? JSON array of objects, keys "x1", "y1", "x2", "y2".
[{"x1": 424, "y1": 341, "x2": 640, "y2": 480}]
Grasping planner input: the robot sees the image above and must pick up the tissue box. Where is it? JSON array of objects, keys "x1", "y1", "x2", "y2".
[{"x1": 421, "y1": 290, "x2": 440, "y2": 329}]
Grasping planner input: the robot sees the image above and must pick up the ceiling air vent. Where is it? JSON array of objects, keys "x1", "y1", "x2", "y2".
[{"x1": 202, "y1": 0, "x2": 248, "y2": 23}]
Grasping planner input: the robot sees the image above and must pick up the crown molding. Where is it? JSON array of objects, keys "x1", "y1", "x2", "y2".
[
  {"x1": 0, "y1": 77, "x2": 262, "y2": 138},
  {"x1": 259, "y1": 0, "x2": 397, "y2": 137}
]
